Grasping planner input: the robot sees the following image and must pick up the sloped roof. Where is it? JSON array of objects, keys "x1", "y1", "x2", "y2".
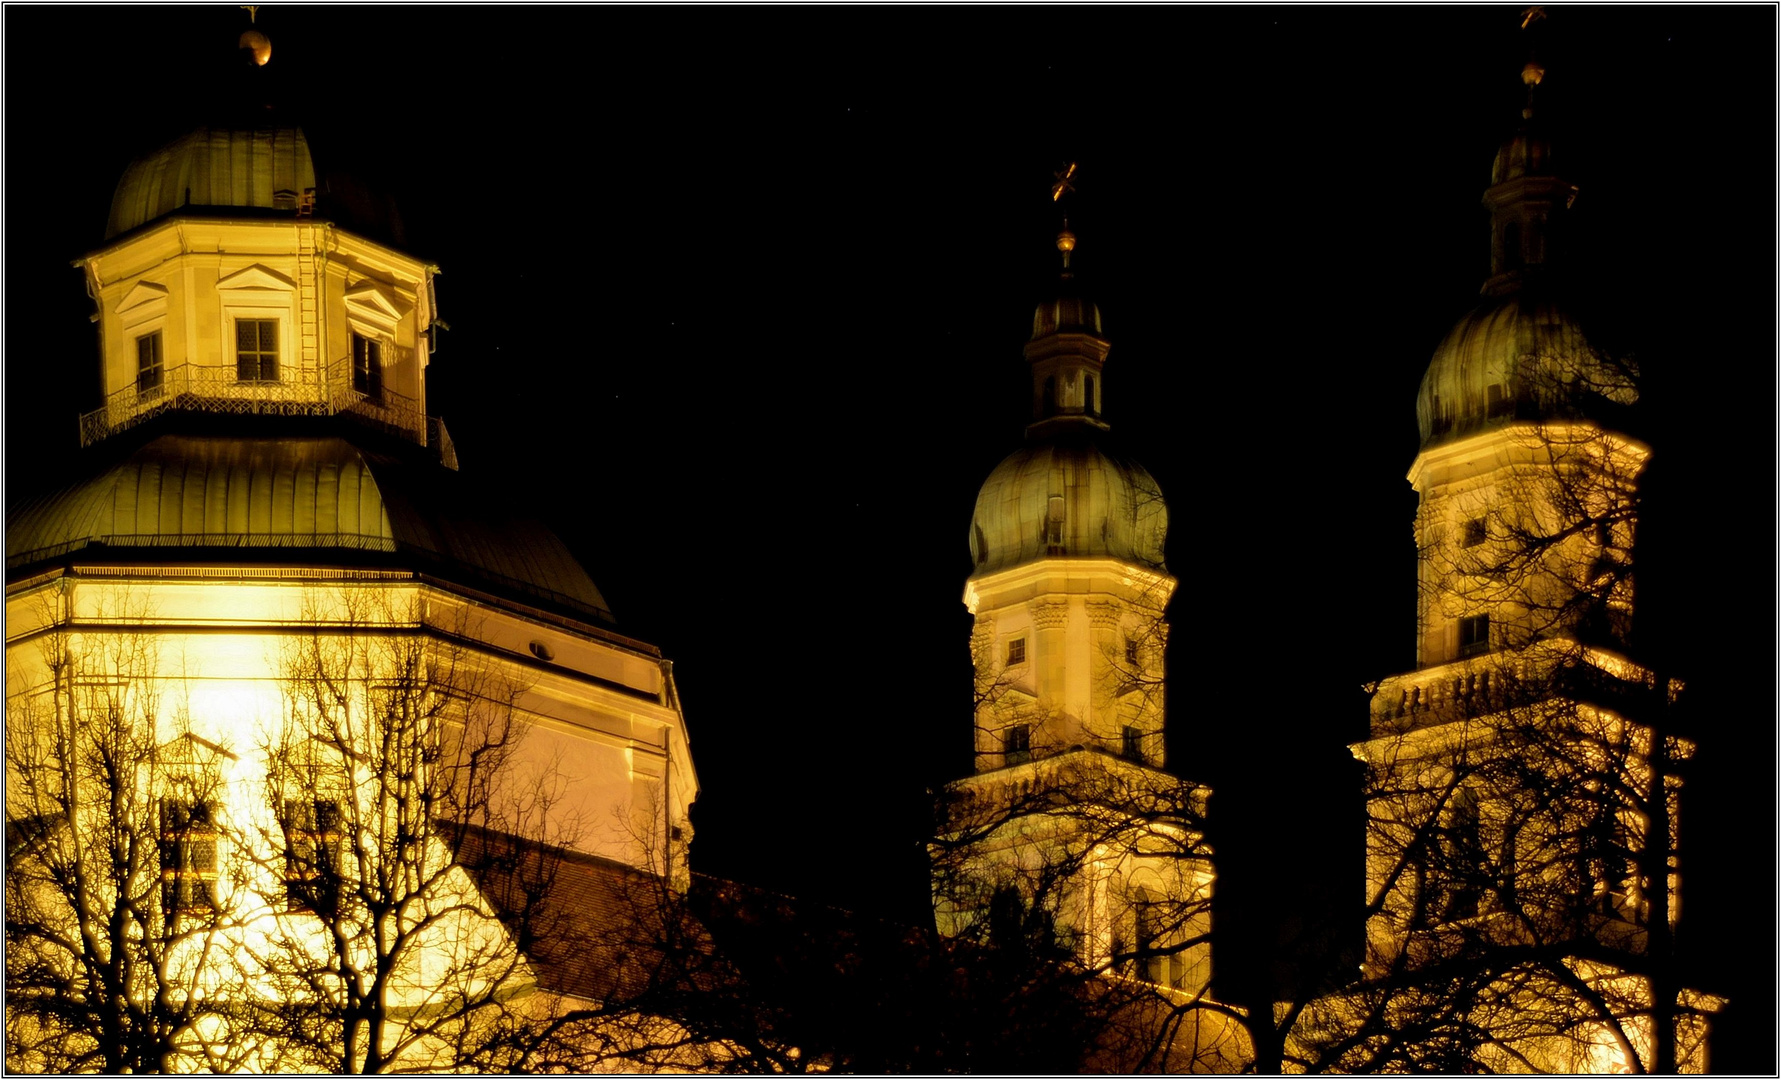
[{"x1": 6, "y1": 427, "x2": 615, "y2": 623}]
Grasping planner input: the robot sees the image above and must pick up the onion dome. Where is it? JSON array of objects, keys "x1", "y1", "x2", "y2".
[
  {"x1": 1415, "y1": 54, "x2": 1630, "y2": 450},
  {"x1": 970, "y1": 222, "x2": 1168, "y2": 576},
  {"x1": 968, "y1": 432, "x2": 1167, "y2": 575},
  {"x1": 6, "y1": 431, "x2": 615, "y2": 624},
  {"x1": 1031, "y1": 277, "x2": 1105, "y2": 340}
]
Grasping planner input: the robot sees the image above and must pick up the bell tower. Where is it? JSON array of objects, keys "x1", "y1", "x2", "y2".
[
  {"x1": 1340, "y1": 29, "x2": 1718, "y2": 1072},
  {"x1": 931, "y1": 205, "x2": 1220, "y2": 1023}
]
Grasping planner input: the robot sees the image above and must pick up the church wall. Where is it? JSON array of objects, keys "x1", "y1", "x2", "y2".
[{"x1": 5, "y1": 569, "x2": 691, "y2": 873}]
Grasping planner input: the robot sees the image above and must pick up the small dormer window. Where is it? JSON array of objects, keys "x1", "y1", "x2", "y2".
[
  {"x1": 1084, "y1": 375, "x2": 1097, "y2": 416},
  {"x1": 352, "y1": 332, "x2": 383, "y2": 401},
  {"x1": 236, "y1": 319, "x2": 279, "y2": 382},
  {"x1": 137, "y1": 331, "x2": 164, "y2": 395}
]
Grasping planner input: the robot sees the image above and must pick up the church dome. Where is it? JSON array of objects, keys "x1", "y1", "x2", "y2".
[
  {"x1": 6, "y1": 429, "x2": 615, "y2": 624},
  {"x1": 1490, "y1": 124, "x2": 1553, "y2": 185},
  {"x1": 107, "y1": 122, "x2": 318, "y2": 240},
  {"x1": 1031, "y1": 281, "x2": 1105, "y2": 340},
  {"x1": 103, "y1": 118, "x2": 405, "y2": 247},
  {"x1": 968, "y1": 431, "x2": 1167, "y2": 576},
  {"x1": 1415, "y1": 286, "x2": 1633, "y2": 450}
]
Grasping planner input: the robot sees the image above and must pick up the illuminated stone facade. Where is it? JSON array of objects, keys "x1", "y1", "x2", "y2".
[
  {"x1": 6, "y1": 104, "x2": 696, "y2": 1071},
  {"x1": 1329, "y1": 58, "x2": 1719, "y2": 1075},
  {"x1": 933, "y1": 229, "x2": 1244, "y2": 1071}
]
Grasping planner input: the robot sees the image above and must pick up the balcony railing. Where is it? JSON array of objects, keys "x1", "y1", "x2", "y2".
[{"x1": 77, "y1": 358, "x2": 457, "y2": 469}]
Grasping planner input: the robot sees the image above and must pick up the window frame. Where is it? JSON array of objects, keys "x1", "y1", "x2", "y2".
[
  {"x1": 1005, "y1": 636, "x2": 1027, "y2": 667},
  {"x1": 1459, "y1": 614, "x2": 1491, "y2": 657},
  {"x1": 136, "y1": 329, "x2": 164, "y2": 396},
  {"x1": 234, "y1": 317, "x2": 282, "y2": 383},
  {"x1": 1122, "y1": 725, "x2": 1144, "y2": 762},
  {"x1": 351, "y1": 331, "x2": 384, "y2": 400},
  {"x1": 1003, "y1": 723, "x2": 1031, "y2": 767},
  {"x1": 1132, "y1": 885, "x2": 1190, "y2": 989},
  {"x1": 159, "y1": 797, "x2": 218, "y2": 923},
  {"x1": 281, "y1": 797, "x2": 343, "y2": 916}
]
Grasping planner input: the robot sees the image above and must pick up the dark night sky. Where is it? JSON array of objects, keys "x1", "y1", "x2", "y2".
[{"x1": 6, "y1": 6, "x2": 1775, "y2": 1060}]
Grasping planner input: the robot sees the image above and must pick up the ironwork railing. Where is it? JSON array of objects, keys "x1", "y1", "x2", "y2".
[{"x1": 77, "y1": 358, "x2": 455, "y2": 469}]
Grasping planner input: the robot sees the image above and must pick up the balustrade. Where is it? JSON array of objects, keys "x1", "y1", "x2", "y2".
[{"x1": 77, "y1": 358, "x2": 449, "y2": 467}]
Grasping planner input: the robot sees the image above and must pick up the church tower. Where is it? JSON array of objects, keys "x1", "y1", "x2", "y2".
[
  {"x1": 1340, "y1": 40, "x2": 1718, "y2": 1074},
  {"x1": 931, "y1": 218, "x2": 1216, "y2": 1013}
]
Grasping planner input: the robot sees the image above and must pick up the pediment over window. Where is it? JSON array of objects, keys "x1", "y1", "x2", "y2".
[
  {"x1": 115, "y1": 280, "x2": 170, "y2": 316},
  {"x1": 217, "y1": 264, "x2": 297, "y2": 293},
  {"x1": 157, "y1": 731, "x2": 239, "y2": 764},
  {"x1": 345, "y1": 280, "x2": 409, "y2": 327},
  {"x1": 996, "y1": 686, "x2": 1038, "y2": 708}
]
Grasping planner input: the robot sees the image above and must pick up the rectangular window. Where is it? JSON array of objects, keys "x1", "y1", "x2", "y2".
[
  {"x1": 1462, "y1": 518, "x2": 1487, "y2": 548},
  {"x1": 1125, "y1": 637, "x2": 1140, "y2": 665},
  {"x1": 1122, "y1": 725, "x2": 1144, "y2": 762},
  {"x1": 1003, "y1": 723, "x2": 1031, "y2": 766},
  {"x1": 352, "y1": 332, "x2": 383, "y2": 400},
  {"x1": 1459, "y1": 614, "x2": 1491, "y2": 657},
  {"x1": 1006, "y1": 637, "x2": 1027, "y2": 665},
  {"x1": 236, "y1": 319, "x2": 279, "y2": 382},
  {"x1": 136, "y1": 331, "x2": 164, "y2": 395},
  {"x1": 160, "y1": 799, "x2": 217, "y2": 922},
  {"x1": 283, "y1": 798, "x2": 342, "y2": 916}
]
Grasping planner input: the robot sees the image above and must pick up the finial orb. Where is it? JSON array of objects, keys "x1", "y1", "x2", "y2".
[
  {"x1": 239, "y1": 29, "x2": 271, "y2": 66},
  {"x1": 1521, "y1": 60, "x2": 1545, "y2": 87},
  {"x1": 1056, "y1": 229, "x2": 1077, "y2": 255}
]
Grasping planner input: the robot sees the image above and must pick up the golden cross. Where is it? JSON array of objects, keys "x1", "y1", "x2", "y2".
[
  {"x1": 1520, "y1": 6, "x2": 1547, "y2": 30},
  {"x1": 1050, "y1": 162, "x2": 1078, "y2": 203}
]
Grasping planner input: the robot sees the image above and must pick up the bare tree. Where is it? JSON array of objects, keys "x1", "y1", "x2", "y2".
[
  {"x1": 5, "y1": 584, "x2": 255, "y2": 1073},
  {"x1": 1274, "y1": 347, "x2": 1718, "y2": 1074},
  {"x1": 928, "y1": 690, "x2": 1249, "y2": 1072},
  {"x1": 236, "y1": 591, "x2": 576, "y2": 1072}
]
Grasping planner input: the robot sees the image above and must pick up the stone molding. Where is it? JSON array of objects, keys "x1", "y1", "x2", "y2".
[
  {"x1": 1085, "y1": 599, "x2": 1124, "y2": 630},
  {"x1": 1029, "y1": 599, "x2": 1069, "y2": 630}
]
